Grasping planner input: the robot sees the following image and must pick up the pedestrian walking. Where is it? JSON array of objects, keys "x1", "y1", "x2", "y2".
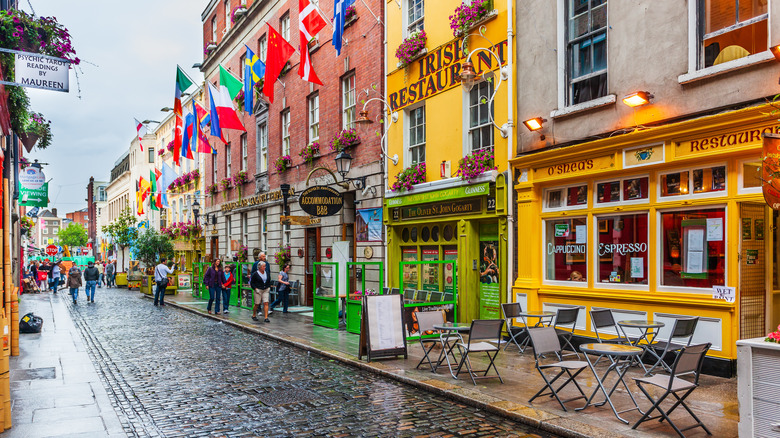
[
  {"x1": 96, "y1": 262, "x2": 104, "y2": 288},
  {"x1": 105, "y1": 261, "x2": 115, "y2": 287},
  {"x1": 269, "y1": 263, "x2": 292, "y2": 314},
  {"x1": 154, "y1": 257, "x2": 174, "y2": 306},
  {"x1": 50, "y1": 261, "x2": 61, "y2": 294},
  {"x1": 221, "y1": 264, "x2": 236, "y2": 314},
  {"x1": 250, "y1": 255, "x2": 271, "y2": 322},
  {"x1": 29, "y1": 261, "x2": 38, "y2": 285},
  {"x1": 204, "y1": 259, "x2": 223, "y2": 315},
  {"x1": 83, "y1": 261, "x2": 100, "y2": 303},
  {"x1": 66, "y1": 264, "x2": 82, "y2": 304}
]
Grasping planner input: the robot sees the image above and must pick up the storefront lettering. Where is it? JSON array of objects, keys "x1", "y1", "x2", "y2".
[
  {"x1": 687, "y1": 125, "x2": 780, "y2": 153},
  {"x1": 547, "y1": 159, "x2": 594, "y2": 176},
  {"x1": 547, "y1": 243, "x2": 586, "y2": 255},
  {"x1": 597, "y1": 242, "x2": 648, "y2": 257},
  {"x1": 219, "y1": 188, "x2": 295, "y2": 212},
  {"x1": 401, "y1": 198, "x2": 481, "y2": 220}
]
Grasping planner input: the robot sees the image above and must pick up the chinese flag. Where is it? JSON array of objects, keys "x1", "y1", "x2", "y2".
[{"x1": 263, "y1": 25, "x2": 296, "y2": 103}]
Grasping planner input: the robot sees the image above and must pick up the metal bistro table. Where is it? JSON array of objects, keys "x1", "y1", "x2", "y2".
[
  {"x1": 577, "y1": 343, "x2": 645, "y2": 424},
  {"x1": 432, "y1": 322, "x2": 471, "y2": 378},
  {"x1": 617, "y1": 320, "x2": 665, "y2": 374},
  {"x1": 514, "y1": 311, "x2": 556, "y2": 353}
]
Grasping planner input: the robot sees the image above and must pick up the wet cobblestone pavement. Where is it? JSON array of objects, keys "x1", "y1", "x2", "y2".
[{"x1": 67, "y1": 289, "x2": 556, "y2": 438}]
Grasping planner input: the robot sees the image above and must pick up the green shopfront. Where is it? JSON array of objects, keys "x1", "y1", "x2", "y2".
[{"x1": 384, "y1": 174, "x2": 509, "y2": 327}]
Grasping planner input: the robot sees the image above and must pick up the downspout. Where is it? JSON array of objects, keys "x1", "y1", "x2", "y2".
[
  {"x1": 383, "y1": 0, "x2": 389, "y2": 289},
  {"x1": 505, "y1": 0, "x2": 515, "y2": 306}
]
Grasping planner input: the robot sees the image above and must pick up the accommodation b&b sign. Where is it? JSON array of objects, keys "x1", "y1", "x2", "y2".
[{"x1": 0, "y1": 48, "x2": 70, "y2": 92}]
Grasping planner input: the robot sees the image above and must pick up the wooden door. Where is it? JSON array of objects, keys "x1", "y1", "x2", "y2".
[{"x1": 210, "y1": 236, "x2": 219, "y2": 262}]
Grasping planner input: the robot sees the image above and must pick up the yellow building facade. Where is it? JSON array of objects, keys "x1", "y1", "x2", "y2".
[
  {"x1": 384, "y1": 0, "x2": 516, "y2": 324},
  {"x1": 511, "y1": 103, "x2": 780, "y2": 374}
]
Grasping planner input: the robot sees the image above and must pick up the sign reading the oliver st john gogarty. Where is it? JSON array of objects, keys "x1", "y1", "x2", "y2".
[
  {"x1": 299, "y1": 185, "x2": 343, "y2": 217},
  {"x1": 762, "y1": 133, "x2": 780, "y2": 210},
  {"x1": 676, "y1": 123, "x2": 780, "y2": 159},
  {"x1": 220, "y1": 188, "x2": 295, "y2": 212},
  {"x1": 386, "y1": 183, "x2": 488, "y2": 208},
  {"x1": 400, "y1": 198, "x2": 481, "y2": 220},
  {"x1": 0, "y1": 48, "x2": 70, "y2": 92}
]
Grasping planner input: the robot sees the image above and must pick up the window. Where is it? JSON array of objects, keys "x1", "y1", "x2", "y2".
[
  {"x1": 407, "y1": 0, "x2": 424, "y2": 34},
  {"x1": 261, "y1": 209, "x2": 268, "y2": 251},
  {"x1": 408, "y1": 106, "x2": 426, "y2": 164},
  {"x1": 211, "y1": 16, "x2": 217, "y2": 41},
  {"x1": 468, "y1": 81, "x2": 494, "y2": 153},
  {"x1": 241, "y1": 212, "x2": 249, "y2": 245},
  {"x1": 700, "y1": 0, "x2": 768, "y2": 68},
  {"x1": 148, "y1": 148, "x2": 155, "y2": 163},
  {"x1": 308, "y1": 93, "x2": 320, "y2": 141},
  {"x1": 739, "y1": 158, "x2": 762, "y2": 192},
  {"x1": 212, "y1": 154, "x2": 218, "y2": 184},
  {"x1": 342, "y1": 74, "x2": 356, "y2": 129},
  {"x1": 661, "y1": 208, "x2": 726, "y2": 289},
  {"x1": 596, "y1": 213, "x2": 648, "y2": 285},
  {"x1": 660, "y1": 165, "x2": 726, "y2": 198},
  {"x1": 595, "y1": 177, "x2": 649, "y2": 204},
  {"x1": 281, "y1": 110, "x2": 291, "y2": 156},
  {"x1": 239, "y1": 54, "x2": 246, "y2": 81},
  {"x1": 42, "y1": 228, "x2": 47, "y2": 235},
  {"x1": 281, "y1": 12, "x2": 290, "y2": 40},
  {"x1": 226, "y1": 215, "x2": 233, "y2": 248},
  {"x1": 258, "y1": 35, "x2": 267, "y2": 62},
  {"x1": 240, "y1": 133, "x2": 247, "y2": 171},
  {"x1": 544, "y1": 184, "x2": 588, "y2": 211},
  {"x1": 226, "y1": 143, "x2": 232, "y2": 177},
  {"x1": 544, "y1": 217, "x2": 587, "y2": 283},
  {"x1": 566, "y1": 0, "x2": 607, "y2": 105},
  {"x1": 225, "y1": 0, "x2": 231, "y2": 31},
  {"x1": 258, "y1": 122, "x2": 268, "y2": 172}
]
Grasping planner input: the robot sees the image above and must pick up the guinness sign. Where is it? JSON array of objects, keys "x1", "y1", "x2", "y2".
[{"x1": 299, "y1": 185, "x2": 344, "y2": 217}]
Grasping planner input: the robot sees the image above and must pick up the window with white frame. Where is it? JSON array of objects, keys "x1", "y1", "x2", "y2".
[
  {"x1": 212, "y1": 154, "x2": 218, "y2": 184},
  {"x1": 261, "y1": 209, "x2": 268, "y2": 251},
  {"x1": 148, "y1": 148, "x2": 155, "y2": 163},
  {"x1": 225, "y1": 0, "x2": 231, "y2": 31},
  {"x1": 408, "y1": 106, "x2": 426, "y2": 164},
  {"x1": 739, "y1": 158, "x2": 762, "y2": 193},
  {"x1": 281, "y1": 13, "x2": 290, "y2": 40},
  {"x1": 226, "y1": 215, "x2": 232, "y2": 248},
  {"x1": 226, "y1": 143, "x2": 232, "y2": 177},
  {"x1": 700, "y1": 0, "x2": 768, "y2": 69},
  {"x1": 240, "y1": 133, "x2": 247, "y2": 171},
  {"x1": 258, "y1": 122, "x2": 268, "y2": 172},
  {"x1": 659, "y1": 165, "x2": 726, "y2": 199},
  {"x1": 211, "y1": 16, "x2": 217, "y2": 41},
  {"x1": 468, "y1": 81, "x2": 494, "y2": 153},
  {"x1": 309, "y1": 93, "x2": 320, "y2": 141},
  {"x1": 342, "y1": 74, "x2": 356, "y2": 129},
  {"x1": 596, "y1": 213, "x2": 649, "y2": 285},
  {"x1": 241, "y1": 212, "x2": 249, "y2": 245},
  {"x1": 407, "y1": 0, "x2": 424, "y2": 34},
  {"x1": 543, "y1": 183, "x2": 588, "y2": 212},
  {"x1": 566, "y1": 0, "x2": 607, "y2": 105},
  {"x1": 258, "y1": 35, "x2": 267, "y2": 62},
  {"x1": 239, "y1": 54, "x2": 245, "y2": 81},
  {"x1": 544, "y1": 217, "x2": 587, "y2": 283},
  {"x1": 281, "y1": 110, "x2": 291, "y2": 156}
]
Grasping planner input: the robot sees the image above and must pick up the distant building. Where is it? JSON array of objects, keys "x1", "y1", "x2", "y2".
[
  {"x1": 65, "y1": 208, "x2": 89, "y2": 228},
  {"x1": 34, "y1": 209, "x2": 62, "y2": 247}
]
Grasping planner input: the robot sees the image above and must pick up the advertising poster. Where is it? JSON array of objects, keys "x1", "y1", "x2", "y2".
[
  {"x1": 479, "y1": 223, "x2": 500, "y2": 319},
  {"x1": 443, "y1": 249, "x2": 457, "y2": 294},
  {"x1": 421, "y1": 249, "x2": 439, "y2": 292},
  {"x1": 401, "y1": 248, "x2": 418, "y2": 290}
]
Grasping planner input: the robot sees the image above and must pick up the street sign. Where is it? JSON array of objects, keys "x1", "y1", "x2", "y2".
[
  {"x1": 281, "y1": 215, "x2": 314, "y2": 226},
  {"x1": 82, "y1": 248, "x2": 88, "y2": 255},
  {"x1": 19, "y1": 182, "x2": 49, "y2": 207},
  {"x1": 298, "y1": 185, "x2": 343, "y2": 217},
  {"x1": 45, "y1": 245, "x2": 57, "y2": 256}
]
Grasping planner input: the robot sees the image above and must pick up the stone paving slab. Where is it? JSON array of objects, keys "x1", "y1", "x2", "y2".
[{"x1": 166, "y1": 292, "x2": 738, "y2": 438}]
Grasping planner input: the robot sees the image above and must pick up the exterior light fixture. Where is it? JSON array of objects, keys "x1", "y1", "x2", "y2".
[
  {"x1": 141, "y1": 120, "x2": 160, "y2": 125},
  {"x1": 160, "y1": 107, "x2": 174, "y2": 112},
  {"x1": 622, "y1": 91, "x2": 654, "y2": 108},
  {"x1": 523, "y1": 117, "x2": 546, "y2": 132},
  {"x1": 355, "y1": 110, "x2": 373, "y2": 125},
  {"x1": 458, "y1": 61, "x2": 479, "y2": 92},
  {"x1": 353, "y1": 95, "x2": 400, "y2": 169},
  {"x1": 192, "y1": 199, "x2": 200, "y2": 226},
  {"x1": 335, "y1": 151, "x2": 353, "y2": 178}
]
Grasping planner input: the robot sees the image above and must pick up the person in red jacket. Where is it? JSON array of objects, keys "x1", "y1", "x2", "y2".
[{"x1": 221, "y1": 264, "x2": 236, "y2": 314}]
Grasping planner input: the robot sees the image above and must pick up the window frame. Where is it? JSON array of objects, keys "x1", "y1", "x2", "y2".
[
  {"x1": 258, "y1": 35, "x2": 267, "y2": 62},
  {"x1": 542, "y1": 182, "x2": 590, "y2": 213},
  {"x1": 211, "y1": 16, "x2": 217, "y2": 42},
  {"x1": 737, "y1": 156, "x2": 762, "y2": 195},
  {"x1": 281, "y1": 109, "x2": 291, "y2": 156},
  {"x1": 281, "y1": 12, "x2": 290, "y2": 41},
  {"x1": 593, "y1": 174, "x2": 650, "y2": 207},
  {"x1": 656, "y1": 162, "x2": 728, "y2": 202},
  {"x1": 405, "y1": 104, "x2": 426, "y2": 166},
  {"x1": 258, "y1": 121, "x2": 269, "y2": 173},
  {"x1": 226, "y1": 143, "x2": 232, "y2": 178},
  {"x1": 564, "y1": 0, "x2": 608, "y2": 107},
  {"x1": 212, "y1": 153, "x2": 218, "y2": 185},
  {"x1": 592, "y1": 211, "x2": 650, "y2": 291},
  {"x1": 308, "y1": 93, "x2": 320, "y2": 142},
  {"x1": 405, "y1": 0, "x2": 424, "y2": 36},
  {"x1": 225, "y1": 0, "x2": 231, "y2": 31},
  {"x1": 542, "y1": 216, "x2": 589, "y2": 288},
  {"x1": 465, "y1": 80, "x2": 495, "y2": 155},
  {"x1": 341, "y1": 73, "x2": 356, "y2": 129},
  {"x1": 148, "y1": 148, "x2": 155, "y2": 163},
  {"x1": 240, "y1": 133, "x2": 247, "y2": 171}
]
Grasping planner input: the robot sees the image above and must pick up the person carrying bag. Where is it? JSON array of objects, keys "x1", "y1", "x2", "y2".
[{"x1": 154, "y1": 257, "x2": 174, "y2": 307}]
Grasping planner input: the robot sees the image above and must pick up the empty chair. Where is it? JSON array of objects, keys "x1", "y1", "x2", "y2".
[
  {"x1": 553, "y1": 307, "x2": 581, "y2": 359},
  {"x1": 632, "y1": 343, "x2": 712, "y2": 437},
  {"x1": 415, "y1": 290, "x2": 428, "y2": 302},
  {"x1": 501, "y1": 302, "x2": 527, "y2": 352},
  {"x1": 526, "y1": 327, "x2": 588, "y2": 412},
  {"x1": 382, "y1": 287, "x2": 389, "y2": 295},
  {"x1": 403, "y1": 289, "x2": 416, "y2": 303},
  {"x1": 391, "y1": 288, "x2": 400, "y2": 295},
  {"x1": 414, "y1": 311, "x2": 448, "y2": 372},
  {"x1": 590, "y1": 309, "x2": 630, "y2": 344},
  {"x1": 428, "y1": 291, "x2": 443, "y2": 303},
  {"x1": 454, "y1": 319, "x2": 505, "y2": 385},
  {"x1": 646, "y1": 317, "x2": 699, "y2": 375},
  {"x1": 443, "y1": 293, "x2": 454, "y2": 303}
]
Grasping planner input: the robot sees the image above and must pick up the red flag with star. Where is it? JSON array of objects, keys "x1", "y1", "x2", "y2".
[{"x1": 263, "y1": 25, "x2": 296, "y2": 103}]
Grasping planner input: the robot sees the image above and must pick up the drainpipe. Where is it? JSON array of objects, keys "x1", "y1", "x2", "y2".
[
  {"x1": 383, "y1": 0, "x2": 389, "y2": 289},
  {"x1": 505, "y1": 0, "x2": 515, "y2": 306}
]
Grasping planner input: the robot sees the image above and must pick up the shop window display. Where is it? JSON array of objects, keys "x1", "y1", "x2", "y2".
[
  {"x1": 545, "y1": 218, "x2": 587, "y2": 282},
  {"x1": 597, "y1": 214, "x2": 648, "y2": 285},
  {"x1": 661, "y1": 166, "x2": 725, "y2": 198},
  {"x1": 661, "y1": 208, "x2": 726, "y2": 288},
  {"x1": 596, "y1": 177, "x2": 648, "y2": 204}
]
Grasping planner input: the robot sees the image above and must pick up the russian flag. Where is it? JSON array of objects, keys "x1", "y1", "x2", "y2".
[{"x1": 208, "y1": 82, "x2": 245, "y2": 142}]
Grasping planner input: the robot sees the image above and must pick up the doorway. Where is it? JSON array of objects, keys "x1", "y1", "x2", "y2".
[
  {"x1": 739, "y1": 203, "x2": 766, "y2": 339},
  {"x1": 210, "y1": 236, "x2": 219, "y2": 263},
  {"x1": 305, "y1": 228, "x2": 321, "y2": 306}
]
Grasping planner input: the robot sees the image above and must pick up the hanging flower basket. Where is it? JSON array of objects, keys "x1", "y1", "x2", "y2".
[
  {"x1": 18, "y1": 112, "x2": 52, "y2": 152},
  {"x1": 449, "y1": 0, "x2": 495, "y2": 37},
  {"x1": 274, "y1": 243, "x2": 291, "y2": 269},
  {"x1": 207, "y1": 183, "x2": 219, "y2": 197},
  {"x1": 344, "y1": 5, "x2": 358, "y2": 27},
  {"x1": 231, "y1": 5, "x2": 248, "y2": 23},
  {"x1": 391, "y1": 162, "x2": 426, "y2": 192},
  {"x1": 395, "y1": 30, "x2": 427, "y2": 67},
  {"x1": 219, "y1": 177, "x2": 233, "y2": 191},
  {"x1": 455, "y1": 148, "x2": 497, "y2": 183},
  {"x1": 329, "y1": 129, "x2": 361, "y2": 152},
  {"x1": 233, "y1": 89, "x2": 245, "y2": 110},
  {"x1": 299, "y1": 142, "x2": 320, "y2": 163},
  {"x1": 274, "y1": 155, "x2": 292, "y2": 173}
]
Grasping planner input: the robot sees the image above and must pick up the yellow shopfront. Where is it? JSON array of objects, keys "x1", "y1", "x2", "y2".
[{"x1": 511, "y1": 104, "x2": 780, "y2": 376}]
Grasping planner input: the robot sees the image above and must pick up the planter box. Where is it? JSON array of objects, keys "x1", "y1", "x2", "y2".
[
  {"x1": 737, "y1": 337, "x2": 780, "y2": 436},
  {"x1": 397, "y1": 48, "x2": 428, "y2": 69},
  {"x1": 456, "y1": 9, "x2": 499, "y2": 38}
]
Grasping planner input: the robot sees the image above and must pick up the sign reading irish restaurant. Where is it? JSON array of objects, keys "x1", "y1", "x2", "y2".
[{"x1": 299, "y1": 185, "x2": 344, "y2": 217}]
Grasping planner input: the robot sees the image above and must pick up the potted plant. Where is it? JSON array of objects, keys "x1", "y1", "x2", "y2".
[
  {"x1": 329, "y1": 129, "x2": 361, "y2": 152},
  {"x1": 274, "y1": 243, "x2": 291, "y2": 269},
  {"x1": 233, "y1": 89, "x2": 245, "y2": 110},
  {"x1": 207, "y1": 183, "x2": 219, "y2": 198},
  {"x1": 236, "y1": 245, "x2": 248, "y2": 262},
  {"x1": 20, "y1": 216, "x2": 33, "y2": 236},
  {"x1": 204, "y1": 41, "x2": 217, "y2": 55},
  {"x1": 455, "y1": 148, "x2": 497, "y2": 183},
  {"x1": 19, "y1": 156, "x2": 30, "y2": 169},
  {"x1": 299, "y1": 142, "x2": 320, "y2": 163},
  {"x1": 345, "y1": 5, "x2": 358, "y2": 27},
  {"x1": 18, "y1": 112, "x2": 52, "y2": 152},
  {"x1": 449, "y1": 0, "x2": 495, "y2": 37},
  {"x1": 274, "y1": 155, "x2": 292, "y2": 173},
  {"x1": 395, "y1": 30, "x2": 427, "y2": 67},
  {"x1": 231, "y1": 4, "x2": 248, "y2": 24},
  {"x1": 219, "y1": 177, "x2": 233, "y2": 199},
  {"x1": 391, "y1": 162, "x2": 426, "y2": 192}
]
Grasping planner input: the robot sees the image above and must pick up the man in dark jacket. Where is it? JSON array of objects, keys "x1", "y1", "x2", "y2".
[{"x1": 83, "y1": 261, "x2": 100, "y2": 303}]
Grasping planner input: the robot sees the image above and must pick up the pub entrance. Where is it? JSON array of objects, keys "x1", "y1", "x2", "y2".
[{"x1": 305, "y1": 227, "x2": 320, "y2": 306}]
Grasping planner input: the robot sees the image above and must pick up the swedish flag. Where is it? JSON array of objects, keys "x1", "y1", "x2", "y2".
[{"x1": 244, "y1": 45, "x2": 266, "y2": 112}]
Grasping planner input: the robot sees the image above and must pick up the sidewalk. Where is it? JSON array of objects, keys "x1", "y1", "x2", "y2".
[
  {"x1": 7, "y1": 292, "x2": 125, "y2": 438},
  {"x1": 164, "y1": 292, "x2": 738, "y2": 438}
]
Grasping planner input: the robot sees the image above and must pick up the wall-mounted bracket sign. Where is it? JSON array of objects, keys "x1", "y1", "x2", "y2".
[
  {"x1": 299, "y1": 185, "x2": 344, "y2": 217},
  {"x1": 0, "y1": 48, "x2": 70, "y2": 92}
]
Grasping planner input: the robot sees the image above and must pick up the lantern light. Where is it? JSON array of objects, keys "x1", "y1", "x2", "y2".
[{"x1": 771, "y1": 44, "x2": 780, "y2": 62}]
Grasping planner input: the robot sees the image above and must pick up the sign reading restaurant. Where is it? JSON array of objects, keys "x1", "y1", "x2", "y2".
[{"x1": 675, "y1": 123, "x2": 780, "y2": 157}]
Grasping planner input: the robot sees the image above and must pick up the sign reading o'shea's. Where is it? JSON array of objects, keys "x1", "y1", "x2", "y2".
[{"x1": 299, "y1": 185, "x2": 344, "y2": 217}]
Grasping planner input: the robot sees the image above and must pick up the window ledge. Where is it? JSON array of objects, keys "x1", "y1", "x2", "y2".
[
  {"x1": 550, "y1": 94, "x2": 617, "y2": 119},
  {"x1": 678, "y1": 52, "x2": 774, "y2": 84}
]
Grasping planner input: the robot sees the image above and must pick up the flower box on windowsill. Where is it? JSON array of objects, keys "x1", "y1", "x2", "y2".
[
  {"x1": 206, "y1": 43, "x2": 217, "y2": 51},
  {"x1": 456, "y1": 9, "x2": 498, "y2": 37},
  {"x1": 344, "y1": 15, "x2": 359, "y2": 29},
  {"x1": 397, "y1": 48, "x2": 427, "y2": 69}
]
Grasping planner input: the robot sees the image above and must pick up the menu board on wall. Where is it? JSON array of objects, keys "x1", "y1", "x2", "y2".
[
  {"x1": 421, "y1": 249, "x2": 440, "y2": 291},
  {"x1": 681, "y1": 219, "x2": 708, "y2": 279},
  {"x1": 402, "y1": 248, "x2": 418, "y2": 290}
]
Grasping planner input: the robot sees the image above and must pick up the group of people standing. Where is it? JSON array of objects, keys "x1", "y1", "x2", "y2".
[{"x1": 26, "y1": 259, "x2": 117, "y2": 296}]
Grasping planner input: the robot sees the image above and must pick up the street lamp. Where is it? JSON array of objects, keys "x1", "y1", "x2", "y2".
[
  {"x1": 160, "y1": 107, "x2": 174, "y2": 112},
  {"x1": 192, "y1": 199, "x2": 200, "y2": 227},
  {"x1": 141, "y1": 119, "x2": 160, "y2": 125}
]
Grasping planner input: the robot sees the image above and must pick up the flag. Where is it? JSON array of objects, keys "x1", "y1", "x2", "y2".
[
  {"x1": 332, "y1": 0, "x2": 348, "y2": 56},
  {"x1": 244, "y1": 45, "x2": 265, "y2": 112},
  {"x1": 194, "y1": 101, "x2": 215, "y2": 154},
  {"x1": 263, "y1": 25, "x2": 296, "y2": 103},
  {"x1": 219, "y1": 65, "x2": 243, "y2": 100},
  {"x1": 153, "y1": 168, "x2": 163, "y2": 209},
  {"x1": 299, "y1": 0, "x2": 327, "y2": 85},
  {"x1": 136, "y1": 190, "x2": 145, "y2": 216},
  {"x1": 149, "y1": 170, "x2": 159, "y2": 211},
  {"x1": 160, "y1": 162, "x2": 178, "y2": 208},
  {"x1": 208, "y1": 82, "x2": 246, "y2": 141},
  {"x1": 173, "y1": 66, "x2": 195, "y2": 166},
  {"x1": 139, "y1": 176, "x2": 151, "y2": 200},
  {"x1": 181, "y1": 109, "x2": 195, "y2": 160},
  {"x1": 134, "y1": 118, "x2": 147, "y2": 151}
]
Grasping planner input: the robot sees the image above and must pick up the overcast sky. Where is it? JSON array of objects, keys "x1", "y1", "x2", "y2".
[{"x1": 21, "y1": 0, "x2": 204, "y2": 214}]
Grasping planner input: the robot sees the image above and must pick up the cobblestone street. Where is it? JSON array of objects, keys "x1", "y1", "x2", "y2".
[{"x1": 61, "y1": 288, "x2": 553, "y2": 438}]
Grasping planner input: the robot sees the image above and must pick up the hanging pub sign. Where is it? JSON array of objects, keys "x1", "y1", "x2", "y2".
[
  {"x1": 19, "y1": 167, "x2": 48, "y2": 207},
  {"x1": 762, "y1": 133, "x2": 780, "y2": 209},
  {"x1": 0, "y1": 48, "x2": 70, "y2": 93},
  {"x1": 299, "y1": 185, "x2": 343, "y2": 217}
]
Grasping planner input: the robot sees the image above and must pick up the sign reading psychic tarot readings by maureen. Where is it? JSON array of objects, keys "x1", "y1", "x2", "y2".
[
  {"x1": 0, "y1": 48, "x2": 70, "y2": 92},
  {"x1": 479, "y1": 223, "x2": 500, "y2": 319},
  {"x1": 299, "y1": 185, "x2": 344, "y2": 217},
  {"x1": 762, "y1": 133, "x2": 780, "y2": 210}
]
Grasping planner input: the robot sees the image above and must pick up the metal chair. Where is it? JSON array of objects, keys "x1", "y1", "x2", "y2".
[
  {"x1": 526, "y1": 327, "x2": 588, "y2": 412},
  {"x1": 454, "y1": 319, "x2": 505, "y2": 385},
  {"x1": 414, "y1": 311, "x2": 447, "y2": 372},
  {"x1": 428, "y1": 291, "x2": 443, "y2": 303},
  {"x1": 382, "y1": 287, "x2": 389, "y2": 294},
  {"x1": 553, "y1": 307, "x2": 581, "y2": 359},
  {"x1": 443, "y1": 292, "x2": 454, "y2": 303},
  {"x1": 646, "y1": 317, "x2": 699, "y2": 376},
  {"x1": 590, "y1": 309, "x2": 630, "y2": 344},
  {"x1": 415, "y1": 290, "x2": 428, "y2": 302},
  {"x1": 403, "y1": 289, "x2": 416, "y2": 303},
  {"x1": 501, "y1": 302, "x2": 527, "y2": 352},
  {"x1": 632, "y1": 343, "x2": 712, "y2": 437},
  {"x1": 391, "y1": 288, "x2": 400, "y2": 295}
]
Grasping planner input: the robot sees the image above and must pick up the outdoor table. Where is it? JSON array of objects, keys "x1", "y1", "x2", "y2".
[
  {"x1": 576, "y1": 343, "x2": 645, "y2": 424},
  {"x1": 514, "y1": 311, "x2": 556, "y2": 352},
  {"x1": 432, "y1": 322, "x2": 471, "y2": 378},
  {"x1": 617, "y1": 320, "x2": 665, "y2": 374}
]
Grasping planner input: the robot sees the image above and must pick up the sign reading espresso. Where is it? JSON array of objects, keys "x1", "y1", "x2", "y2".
[
  {"x1": 299, "y1": 185, "x2": 344, "y2": 217},
  {"x1": 220, "y1": 188, "x2": 295, "y2": 212}
]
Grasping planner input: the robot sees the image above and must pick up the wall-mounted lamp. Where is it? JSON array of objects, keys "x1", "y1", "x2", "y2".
[
  {"x1": 622, "y1": 91, "x2": 654, "y2": 108},
  {"x1": 160, "y1": 107, "x2": 174, "y2": 112},
  {"x1": 354, "y1": 98, "x2": 400, "y2": 166},
  {"x1": 522, "y1": 117, "x2": 546, "y2": 132}
]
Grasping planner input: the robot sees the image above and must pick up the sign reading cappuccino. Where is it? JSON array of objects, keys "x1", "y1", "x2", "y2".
[{"x1": 299, "y1": 185, "x2": 344, "y2": 217}]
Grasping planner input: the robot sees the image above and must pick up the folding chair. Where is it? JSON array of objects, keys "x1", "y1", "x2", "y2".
[
  {"x1": 413, "y1": 311, "x2": 447, "y2": 372},
  {"x1": 443, "y1": 292, "x2": 454, "y2": 303},
  {"x1": 391, "y1": 288, "x2": 400, "y2": 295},
  {"x1": 415, "y1": 290, "x2": 428, "y2": 302},
  {"x1": 646, "y1": 317, "x2": 699, "y2": 376},
  {"x1": 553, "y1": 307, "x2": 581, "y2": 359},
  {"x1": 454, "y1": 319, "x2": 505, "y2": 385},
  {"x1": 527, "y1": 327, "x2": 588, "y2": 411},
  {"x1": 590, "y1": 309, "x2": 630, "y2": 344},
  {"x1": 501, "y1": 303, "x2": 526, "y2": 352},
  {"x1": 428, "y1": 291, "x2": 443, "y2": 303},
  {"x1": 403, "y1": 289, "x2": 416, "y2": 303},
  {"x1": 383, "y1": 287, "x2": 389, "y2": 294},
  {"x1": 632, "y1": 343, "x2": 712, "y2": 437}
]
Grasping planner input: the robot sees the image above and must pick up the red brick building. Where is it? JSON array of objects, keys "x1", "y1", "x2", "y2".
[
  {"x1": 65, "y1": 208, "x2": 89, "y2": 228},
  {"x1": 200, "y1": 0, "x2": 386, "y2": 306}
]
